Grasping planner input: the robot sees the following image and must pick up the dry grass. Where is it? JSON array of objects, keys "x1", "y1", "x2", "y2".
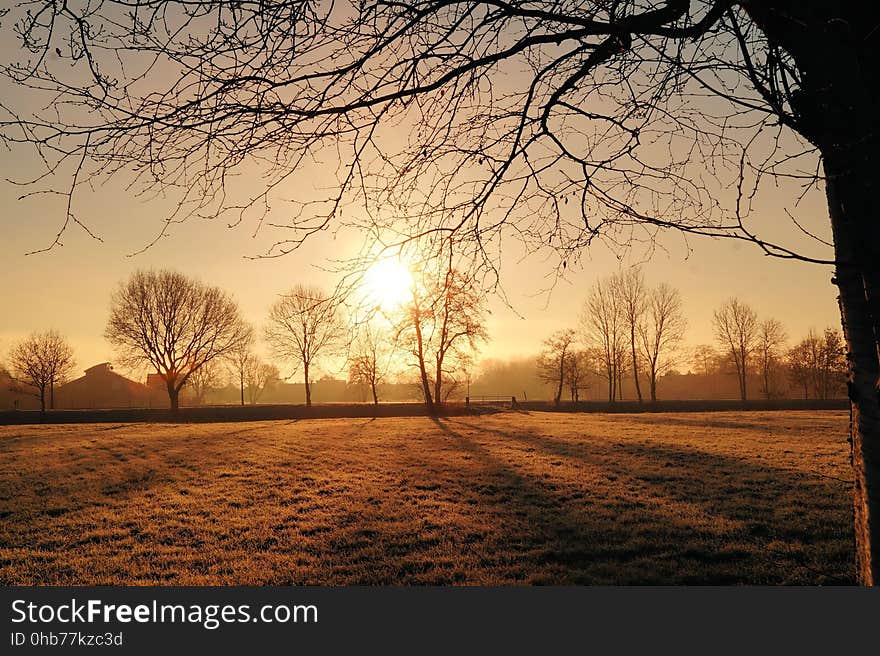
[{"x1": 0, "y1": 411, "x2": 854, "y2": 585}]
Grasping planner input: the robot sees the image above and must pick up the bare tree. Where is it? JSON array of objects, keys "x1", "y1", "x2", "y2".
[
  {"x1": 713, "y1": 298, "x2": 759, "y2": 401},
  {"x1": 756, "y1": 319, "x2": 788, "y2": 399},
  {"x1": 582, "y1": 276, "x2": 625, "y2": 402},
  {"x1": 5, "y1": 1, "x2": 880, "y2": 581},
  {"x1": 187, "y1": 360, "x2": 224, "y2": 406},
  {"x1": 265, "y1": 285, "x2": 342, "y2": 407},
  {"x1": 563, "y1": 349, "x2": 592, "y2": 402},
  {"x1": 106, "y1": 269, "x2": 251, "y2": 411},
  {"x1": 8, "y1": 330, "x2": 76, "y2": 411},
  {"x1": 348, "y1": 324, "x2": 393, "y2": 406},
  {"x1": 246, "y1": 361, "x2": 280, "y2": 405},
  {"x1": 691, "y1": 345, "x2": 721, "y2": 377},
  {"x1": 225, "y1": 326, "x2": 257, "y2": 406},
  {"x1": 395, "y1": 263, "x2": 487, "y2": 412},
  {"x1": 537, "y1": 329, "x2": 577, "y2": 405},
  {"x1": 616, "y1": 269, "x2": 648, "y2": 403},
  {"x1": 637, "y1": 283, "x2": 687, "y2": 401},
  {"x1": 787, "y1": 328, "x2": 846, "y2": 400}
]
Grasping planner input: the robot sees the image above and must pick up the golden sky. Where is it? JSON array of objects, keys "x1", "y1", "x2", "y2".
[
  {"x1": 0, "y1": 8, "x2": 842, "y2": 379},
  {"x1": 0, "y1": 156, "x2": 840, "y2": 379}
]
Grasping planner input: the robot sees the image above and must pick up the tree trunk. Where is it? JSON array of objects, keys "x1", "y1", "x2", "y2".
[
  {"x1": 411, "y1": 313, "x2": 434, "y2": 413},
  {"x1": 371, "y1": 380, "x2": 378, "y2": 406},
  {"x1": 434, "y1": 355, "x2": 444, "y2": 409},
  {"x1": 555, "y1": 354, "x2": 565, "y2": 405},
  {"x1": 736, "y1": 357, "x2": 747, "y2": 402},
  {"x1": 304, "y1": 362, "x2": 311, "y2": 407},
  {"x1": 746, "y1": 2, "x2": 880, "y2": 582},
  {"x1": 631, "y1": 328, "x2": 642, "y2": 403},
  {"x1": 826, "y1": 156, "x2": 880, "y2": 585},
  {"x1": 50, "y1": 380, "x2": 55, "y2": 410},
  {"x1": 167, "y1": 384, "x2": 180, "y2": 411},
  {"x1": 650, "y1": 371, "x2": 657, "y2": 402},
  {"x1": 39, "y1": 387, "x2": 46, "y2": 413},
  {"x1": 240, "y1": 371, "x2": 245, "y2": 406}
]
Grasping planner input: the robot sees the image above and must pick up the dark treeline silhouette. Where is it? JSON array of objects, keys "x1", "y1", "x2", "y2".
[{"x1": 3, "y1": 266, "x2": 845, "y2": 411}]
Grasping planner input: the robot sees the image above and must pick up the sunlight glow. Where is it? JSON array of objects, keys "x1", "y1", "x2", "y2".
[{"x1": 363, "y1": 257, "x2": 414, "y2": 312}]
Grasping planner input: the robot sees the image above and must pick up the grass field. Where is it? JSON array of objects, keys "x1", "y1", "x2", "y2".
[{"x1": 0, "y1": 411, "x2": 854, "y2": 585}]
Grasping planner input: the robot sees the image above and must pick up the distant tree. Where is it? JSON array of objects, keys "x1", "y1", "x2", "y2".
[
  {"x1": 786, "y1": 337, "x2": 816, "y2": 399},
  {"x1": 187, "y1": 360, "x2": 224, "y2": 406},
  {"x1": 8, "y1": 330, "x2": 76, "y2": 411},
  {"x1": 348, "y1": 325, "x2": 393, "y2": 406},
  {"x1": 713, "y1": 299, "x2": 759, "y2": 401},
  {"x1": 691, "y1": 345, "x2": 720, "y2": 377},
  {"x1": 637, "y1": 283, "x2": 687, "y2": 401},
  {"x1": 265, "y1": 285, "x2": 343, "y2": 407},
  {"x1": 787, "y1": 328, "x2": 846, "y2": 400},
  {"x1": 225, "y1": 326, "x2": 257, "y2": 406},
  {"x1": 395, "y1": 263, "x2": 487, "y2": 412},
  {"x1": 537, "y1": 329, "x2": 577, "y2": 405},
  {"x1": 246, "y1": 361, "x2": 280, "y2": 405},
  {"x1": 756, "y1": 319, "x2": 788, "y2": 399},
  {"x1": 582, "y1": 276, "x2": 625, "y2": 402},
  {"x1": 106, "y1": 269, "x2": 251, "y2": 411},
  {"x1": 817, "y1": 329, "x2": 847, "y2": 400},
  {"x1": 615, "y1": 269, "x2": 648, "y2": 403},
  {"x1": 563, "y1": 349, "x2": 592, "y2": 402}
]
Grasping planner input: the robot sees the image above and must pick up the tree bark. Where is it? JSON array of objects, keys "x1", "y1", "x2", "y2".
[
  {"x1": 304, "y1": 361, "x2": 311, "y2": 407},
  {"x1": 240, "y1": 371, "x2": 245, "y2": 406},
  {"x1": 826, "y1": 157, "x2": 880, "y2": 585},
  {"x1": 434, "y1": 354, "x2": 444, "y2": 409},
  {"x1": 631, "y1": 328, "x2": 642, "y2": 403},
  {"x1": 554, "y1": 351, "x2": 565, "y2": 405},
  {"x1": 412, "y1": 307, "x2": 435, "y2": 414},
  {"x1": 167, "y1": 384, "x2": 180, "y2": 411}
]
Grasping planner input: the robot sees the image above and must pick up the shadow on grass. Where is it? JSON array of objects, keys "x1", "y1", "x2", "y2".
[{"x1": 427, "y1": 417, "x2": 853, "y2": 584}]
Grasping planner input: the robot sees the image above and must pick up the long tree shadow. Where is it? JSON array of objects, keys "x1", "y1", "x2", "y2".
[{"x1": 437, "y1": 417, "x2": 853, "y2": 582}]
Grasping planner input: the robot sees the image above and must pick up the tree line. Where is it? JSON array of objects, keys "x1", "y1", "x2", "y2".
[
  {"x1": 5, "y1": 266, "x2": 845, "y2": 412},
  {"x1": 538, "y1": 268, "x2": 845, "y2": 404},
  {"x1": 4, "y1": 263, "x2": 487, "y2": 412}
]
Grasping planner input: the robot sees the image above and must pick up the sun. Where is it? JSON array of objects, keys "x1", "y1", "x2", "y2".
[{"x1": 363, "y1": 257, "x2": 414, "y2": 312}]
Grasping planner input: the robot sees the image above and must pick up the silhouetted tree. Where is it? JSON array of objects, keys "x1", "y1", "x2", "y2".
[
  {"x1": 786, "y1": 328, "x2": 846, "y2": 400},
  {"x1": 563, "y1": 349, "x2": 592, "y2": 402},
  {"x1": 187, "y1": 360, "x2": 224, "y2": 406},
  {"x1": 537, "y1": 329, "x2": 577, "y2": 405},
  {"x1": 245, "y1": 361, "x2": 280, "y2": 405},
  {"x1": 265, "y1": 285, "x2": 342, "y2": 407},
  {"x1": 616, "y1": 269, "x2": 648, "y2": 403},
  {"x1": 583, "y1": 276, "x2": 625, "y2": 402},
  {"x1": 637, "y1": 283, "x2": 687, "y2": 401},
  {"x1": 225, "y1": 326, "x2": 257, "y2": 406},
  {"x1": 691, "y1": 345, "x2": 721, "y2": 377},
  {"x1": 756, "y1": 319, "x2": 788, "y2": 399},
  {"x1": 395, "y1": 262, "x2": 487, "y2": 412},
  {"x1": 348, "y1": 325, "x2": 393, "y2": 406},
  {"x1": 5, "y1": 0, "x2": 880, "y2": 582},
  {"x1": 8, "y1": 330, "x2": 76, "y2": 411},
  {"x1": 713, "y1": 299, "x2": 758, "y2": 401},
  {"x1": 106, "y1": 269, "x2": 251, "y2": 411}
]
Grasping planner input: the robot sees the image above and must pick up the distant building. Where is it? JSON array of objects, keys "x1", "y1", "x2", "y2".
[
  {"x1": 55, "y1": 363, "x2": 153, "y2": 409},
  {"x1": 0, "y1": 369, "x2": 40, "y2": 410}
]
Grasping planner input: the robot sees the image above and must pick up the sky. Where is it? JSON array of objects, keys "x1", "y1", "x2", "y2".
[
  {"x1": 0, "y1": 6, "x2": 843, "y2": 381},
  {"x1": 0, "y1": 161, "x2": 840, "y2": 380}
]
